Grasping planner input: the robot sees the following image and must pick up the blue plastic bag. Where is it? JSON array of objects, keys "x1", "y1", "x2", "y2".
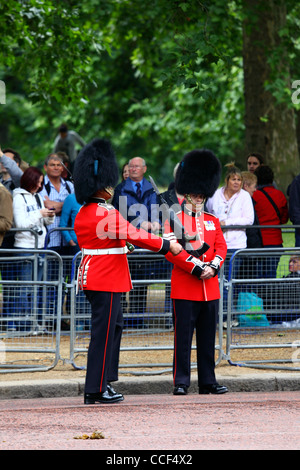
[{"x1": 236, "y1": 292, "x2": 269, "y2": 327}]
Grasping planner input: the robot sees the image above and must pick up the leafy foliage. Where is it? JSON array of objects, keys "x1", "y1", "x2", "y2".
[{"x1": 0, "y1": 0, "x2": 299, "y2": 183}]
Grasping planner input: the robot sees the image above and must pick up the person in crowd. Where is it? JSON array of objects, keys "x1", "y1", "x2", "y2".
[
  {"x1": 0, "y1": 147, "x2": 23, "y2": 192},
  {"x1": 0, "y1": 148, "x2": 23, "y2": 329},
  {"x1": 287, "y1": 171, "x2": 300, "y2": 247},
  {"x1": 56, "y1": 151, "x2": 72, "y2": 182},
  {"x1": 239, "y1": 171, "x2": 263, "y2": 284},
  {"x1": 252, "y1": 164, "x2": 289, "y2": 278},
  {"x1": 12, "y1": 167, "x2": 55, "y2": 331},
  {"x1": 53, "y1": 123, "x2": 85, "y2": 171},
  {"x1": 39, "y1": 153, "x2": 74, "y2": 329},
  {"x1": 112, "y1": 157, "x2": 161, "y2": 328},
  {"x1": 60, "y1": 193, "x2": 81, "y2": 255},
  {"x1": 206, "y1": 163, "x2": 254, "y2": 252},
  {"x1": 206, "y1": 163, "x2": 254, "y2": 323},
  {"x1": 0, "y1": 183, "x2": 15, "y2": 329},
  {"x1": 206, "y1": 163, "x2": 254, "y2": 302},
  {"x1": 0, "y1": 182, "x2": 13, "y2": 246},
  {"x1": 241, "y1": 171, "x2": 263, "y2": 249},
  {"x1": 0, "y1": 147, "x2": 24, "y2": 248},
  {"x1": 39, "y1": 153, "x2": 74, "y2": 253},
  {"x1": 163, "y1": 149, "x2": 228, "y2": 396},
  {"x1": 247, "y1": 152, "x2": 264, "y2": 174},
  {"x1": 3, "y1": 147, "x2": 29, "y2": 172},
  {"x1": 278, "y1": 255, "x2": 300, "y2": 322},
  {"x1": 3, "y1": 147, "x2": 21, "y2": 167},
  {"x1": 113, "y1": 157, "x2": 161, "y2": 232},
  {"x1": 13, "y1": 167, "x2": 55, "y2": 249},
  {"x1": 0, "y1": 181, "x2": 14, "y2": 327},
  {"x1": 121, "y1": 162, "x2": 129, "y2": 181},
  {"x1": 73, "y1": 138, "x2": 201, "y2": 405},
  {"x1": 59, "y1": 192, "x2": 83, "y2": 326},
  {"x1": 242, "y1": 170, "x2": 257, "y2": 198}
]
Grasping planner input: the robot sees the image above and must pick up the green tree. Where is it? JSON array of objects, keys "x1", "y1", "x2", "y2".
[
  {"x1": 242, "y1": 0, "x2": 300, "y2": 191},
  {"x1": 0, "y1": 0, "x2": 299, "y2": 190}
]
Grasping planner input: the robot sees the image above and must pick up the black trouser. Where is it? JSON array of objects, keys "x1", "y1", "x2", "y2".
[
  {"x1": 173, "y1": 299, "x2": 218, "y2": 388},
  {"x1": 84, "y1": 291, "x2": 123, "y2": 393}
]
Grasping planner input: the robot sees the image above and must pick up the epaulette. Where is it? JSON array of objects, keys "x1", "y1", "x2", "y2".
[
  {"x1": 204, "y1": 210, "x2": 218, "y2": 220},
  {"x1": 88, "y1": 197, "x2": 115, "y2": 211},
  {"x1": 97, "y1": 201, "x2": 115, "y2": 211}
]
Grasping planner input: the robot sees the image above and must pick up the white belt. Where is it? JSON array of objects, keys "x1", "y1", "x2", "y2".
[{"x1": 82, "y1": 247, "x2": 128, "y2": 256}]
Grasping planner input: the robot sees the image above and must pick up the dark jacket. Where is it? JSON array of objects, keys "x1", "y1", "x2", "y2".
[
  {"x1": 288, "y1": 173, "x2": 300, "y2": 235},
  {"x1": 112, "y1": 177, "x2": 160, "y2": 228},
  {"x1": 246, "y1": 199, "x2": 263, "y2": 248}
]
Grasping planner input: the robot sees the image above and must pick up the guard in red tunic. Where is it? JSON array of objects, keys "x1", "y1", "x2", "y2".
[
  {"x1": 73, "y1": 138, "x2": 202, "y2": 405},
  {"x1": 163, "y1": 149, "x2": 228, "y2": 395}
]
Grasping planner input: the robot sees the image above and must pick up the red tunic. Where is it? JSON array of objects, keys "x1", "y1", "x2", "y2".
[
  {"x1": 74, "y1": 199, "x2": 171, "y2": 292},
  {"x1": 164, "y1": 208, "x2": 227, "y2": 301}
]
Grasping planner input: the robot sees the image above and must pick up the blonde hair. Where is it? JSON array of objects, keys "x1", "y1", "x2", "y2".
[
  {"x1": 241, "y1": 171, "x2": 257, "y2": 187},
  {"x1": 224, "y1": 162, "x2": 242, "y2": 185}
]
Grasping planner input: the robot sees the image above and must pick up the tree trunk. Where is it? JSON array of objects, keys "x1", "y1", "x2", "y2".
[{"x1": 242, "y1": 0, "x2": 299, "y2": 193}]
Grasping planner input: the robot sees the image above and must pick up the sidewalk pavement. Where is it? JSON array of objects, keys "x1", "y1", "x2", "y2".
[{"x1": 0, "y1": 371, "x2": 299, "y2": 400}]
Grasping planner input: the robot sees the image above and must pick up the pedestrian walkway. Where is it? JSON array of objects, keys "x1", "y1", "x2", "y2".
[{"x1": 0, "y1": 391, "x2": 299, "y2": 450}]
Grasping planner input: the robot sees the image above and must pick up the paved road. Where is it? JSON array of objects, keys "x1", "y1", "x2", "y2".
[{"x1": 0, "y1": 391, "x2": 299, "y2": 451}]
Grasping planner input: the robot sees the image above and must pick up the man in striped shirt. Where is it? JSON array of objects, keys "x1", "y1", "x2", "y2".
[
  {"x1": 39, "y1": 153, "x2": 74, "y2": 327},
  {"x1": 39, "y1": 153, "x2": 74, "y2": 252}
]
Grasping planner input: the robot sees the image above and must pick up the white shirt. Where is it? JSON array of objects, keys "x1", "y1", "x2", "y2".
[
  {"x1": 13, "y1": 188, "x2": 55, "y2": 248},
  {"x1": 206, "y1": 187, "x2": 254, "y2": 249}
]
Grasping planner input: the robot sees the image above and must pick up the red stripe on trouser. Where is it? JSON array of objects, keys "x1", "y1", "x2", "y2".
[
  {"x1": 173, "y1": 299, "x2": 177, "y2": 385},
  {"x1": 99, "y1": 292, "x2": 113, "y2": 392}
]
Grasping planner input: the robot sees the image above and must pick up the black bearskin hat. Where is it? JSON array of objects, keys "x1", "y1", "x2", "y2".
[
  {"x1": 175, "y1": 149, "x2": 221, "y2": 198},
  {"x1": 73, "y1": 138, "x2": 119, "y2": 204}
]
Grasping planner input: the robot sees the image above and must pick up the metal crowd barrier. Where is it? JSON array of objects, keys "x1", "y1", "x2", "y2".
[
  {"x1": 225, "y1": 247, "x2": 300, "y2": 370},
  {"x1": 1, "y1": 225, "x2": 300, "y2": 374},
  {"x1": 68, "y1": 250, "x2": 224, "y2": 374},
  {"x1": 0, "y1": 248, "x2": 63, "y2": 373}
]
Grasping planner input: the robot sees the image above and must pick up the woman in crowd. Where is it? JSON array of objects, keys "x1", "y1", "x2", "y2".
[
  {"x1": 12, "y1": 167, "x2": 55, "y2": 330},
  {"x1": 206, "y1": 163, "x2": 254, "y2": 317},
  {"x1": 121, "y1": 162, "x2": 129, "y2": 181},
  {"x1": 206, "y1": 163, "x2": 254, "y2": 257}
]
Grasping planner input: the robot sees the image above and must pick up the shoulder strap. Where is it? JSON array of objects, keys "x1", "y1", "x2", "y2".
[
  {"x1": 35, "y1": 194, "x2": 42, "y2": 208},
  {"x1": 258, "y1": 188, "x2": 281, "y2": 220},
  {"x1": 21, "y1": 193, "x2": 42, "y2": 209},
  {"x1": 45, "y1": 180, "x2": 71, "y2": 194},
  {"x1": 45, "y1": 181, "x2": 51, "y2": 195}
]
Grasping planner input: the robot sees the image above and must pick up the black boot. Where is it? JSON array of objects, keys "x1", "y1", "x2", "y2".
[
  {"x1": 173, "y1": 384, "x2": 188, "y2": 395},
  {"x1": 84, "y1": 390, "x2": 124, "y2": 404},
  {"x1": 107, "y1": 383, "x2": 124, "y2": 401},
  {"x1": 198, "y1": 383, "x2": 228, "y2": 394}
]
